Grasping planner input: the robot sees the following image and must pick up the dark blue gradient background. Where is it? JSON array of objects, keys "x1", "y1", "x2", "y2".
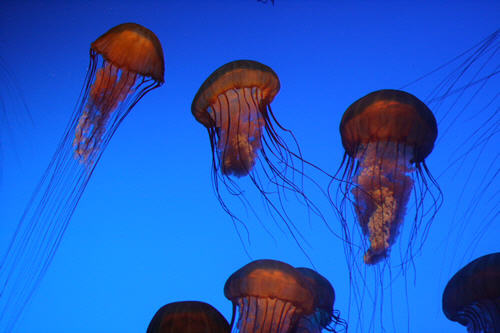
[{"x1": 0, "y1": 1, "x2": 498, "y2": 332}]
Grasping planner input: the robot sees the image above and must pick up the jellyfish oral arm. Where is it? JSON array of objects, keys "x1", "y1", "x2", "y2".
[
  {"x1": 212, "y1": 87, "x2": 265, "y2": 177},
  {"x1": 74, "y1": 62, "x2": 136, "y2": 164},
  {"x1": 352, "y1": 142, "x2": 414, "y2": 265}
]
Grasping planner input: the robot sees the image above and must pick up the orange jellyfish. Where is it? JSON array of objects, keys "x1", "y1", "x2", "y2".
[
  {"x1": 293, "y1": 268, "x2": 346, "y2": 333},
  {"x1": 336, "y1": 89, "x2": 441, "y2": 265},
  {"x1": 192, "y1": 60, "x2": 323, "y2": 247},
  {"x1": 0, "y1": 23, "x2": 164, "y2": 331},
  {"x1": 442, "y1": 253, "x2": 500, "y2": 332},
  {"x1": 147, "y1": 301, "x2": 230, "y2": 333},
  {"x1": 224, "y1": 259, "x2": 316, "y2": 333}
]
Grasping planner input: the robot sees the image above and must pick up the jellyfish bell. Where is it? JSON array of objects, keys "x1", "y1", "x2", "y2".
[
  {"x1": 340, "y1": 89, "x2": 437, "y2": 164},
  {"x1": 224, "y1": 259, "x2": 316, "y2": 333},
  {"x1": 293, "y1": 267, "x2": 346, "y2": 333},
  {"x1": 147, "y1": 301, "x2": 230, "y2": 333},
  {"x1": 0, "y1": 23, "x2": 164, "y2": 331},
  {"x1": 337, "y1": 89, "x2": 440, "y2": 265},
  {"x1": 442, "y1": 253, "x2": 500, "y2": 332}
]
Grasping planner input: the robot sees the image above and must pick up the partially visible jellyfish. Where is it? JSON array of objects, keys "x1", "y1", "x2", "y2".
[
  {"x1": 293, "y1": 267, "x2": 346, "y2": 333},
  {"x1": 0, "y1": 23, "x2": 164, "y2": 331},
  {"x1": 192, "y1": 60, "x2": 325, "y2": 251},
  {"x1": 442, "y1": 253, "x2": 500, "y2": 332},
  {"x1": 224, "y1": 259, "x2": 315, "y2": 333},
  {"x1": 257, "y1": 0, "x2": 275, "y2": 5},
  {"x1": 147, "y1": 301, "x2": 230, "y2": 333},
  {"x1": 336, "y1": 89, "x2": 441, "y2": 265}
]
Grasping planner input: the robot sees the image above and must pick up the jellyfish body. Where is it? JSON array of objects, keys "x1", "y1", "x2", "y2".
[
  {"x1": 192, "y1": 60, "x2": 279, "y2": 177},
  {"x1": 224, "y1": 259, "x2": 315, "y2": 333},
  {"x1": 338, "y1": 89, "x2": 438, "y2": 265},
  {"x1": 442, "y1": 253, "x2": 500, "y2": 332},
  {"x1": 293, "y1": 268, "x2": 345, "y2": 333},
  {"x1": 0, "y1": 23, "x2": 164, "y2": 331},
  {"x1": 147, "y1": 301, "x2": 230, "y2": 333}
]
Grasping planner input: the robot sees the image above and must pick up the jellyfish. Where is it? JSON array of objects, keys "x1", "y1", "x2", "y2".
[
  {"x1": 224, "y1": 259, "x2": 316, "y2": 333},
  {"x1": 147, "y1": 301, "x2": 230, "y2": 333},
  {"x1": 336, "y1": 89, "x2": 440, "y2": 265},
  {"x1": 0, "y1": 23, "x2": 164, "y2": 331},
  {"x1": 442, "y1": 253, "x2": 500, "y2": 332},
  {"x1": 292, "y1": 267, "x2": 346, "y2": 333},
  {"x1": 192, "y1": 60, "x2": 325, "y2": 250}
]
